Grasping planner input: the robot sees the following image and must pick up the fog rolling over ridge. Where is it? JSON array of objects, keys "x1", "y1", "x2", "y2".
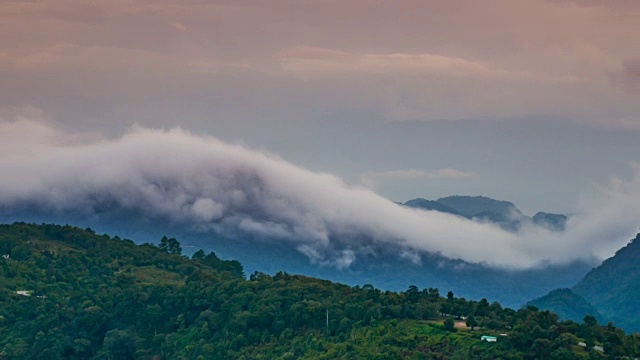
[{"x1": 1, "y1": 119, "x2": 639, "y2": 269}]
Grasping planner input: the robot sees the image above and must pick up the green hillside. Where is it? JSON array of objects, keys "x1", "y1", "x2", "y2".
[
  {"x1": 572, "y1": 233, "x2": 640, "y2": 332},
  {"x1": 1, "y1": 223, "x2": 638, "y2": 359},
  {"x1": 528, "y1": 289, "x2": 604, "y2": 324},
  {"x1": 530, "y1": 233, "x2": 640, "y2": 333}
]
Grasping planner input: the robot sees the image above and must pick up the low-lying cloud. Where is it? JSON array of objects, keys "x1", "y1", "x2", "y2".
[{"x1": 1, "y1": 119, "x2": 639, "y2": 269}]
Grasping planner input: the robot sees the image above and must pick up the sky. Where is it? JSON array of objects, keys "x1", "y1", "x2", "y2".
[{"x1": 0, "y1": 1, "x2": 639, "y2": 268}]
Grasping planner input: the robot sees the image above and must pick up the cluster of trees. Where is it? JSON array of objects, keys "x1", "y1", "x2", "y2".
[{"x1": 0, "y1": 223, "x2": 638, "y2": 359}]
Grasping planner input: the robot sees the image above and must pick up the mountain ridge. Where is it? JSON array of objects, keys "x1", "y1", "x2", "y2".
[
  {"x1": 529, "y1": 233, "x2": 640, "y2": 332},
  {"x1": 404, "y1": 195, "x2": 567, "y2": 231}
]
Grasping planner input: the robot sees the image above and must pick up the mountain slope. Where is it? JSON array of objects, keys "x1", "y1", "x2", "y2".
[
  {"x1": 572, "y1": 233, "x2": 640, "y2": 331},
  {"x1": 528, "y1": 288, "x2": 604, "y2": 324},
  {"x1": 529, "y1": 233, "x2": 640, "y2": 332}
]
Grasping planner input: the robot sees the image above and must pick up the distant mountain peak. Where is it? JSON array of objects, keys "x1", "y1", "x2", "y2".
[
  {"x1": 404, "y1": 195, "x2": 567, "y2": 232},
  {"x1": 402, "y1": 198, "x2": 462, "y2": 216},
  {"x1": 532, "y1": 212, "x2": 567, "y2": 231},
  {"x1": 435, "y1": 195, "x2": 523, "y2": 219}
]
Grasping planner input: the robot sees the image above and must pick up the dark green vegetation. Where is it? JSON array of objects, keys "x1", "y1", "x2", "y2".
[
  {"x1": 528, "y1": 289, "x2": 604, "y2": 325},
  {"x1": 2, "y1": 223, "x2": 638, "y2": 359},
  {"x1": 530, "y1": 233, "x2": 640, "y2": 333},
  {"x1": 404, "y1": 195, "x2": 567, "y2": 231}
]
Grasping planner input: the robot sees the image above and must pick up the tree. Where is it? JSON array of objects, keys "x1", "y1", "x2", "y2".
[
  {"x1": 159, "y1": 236, "x2": 182, "y2": 255},
  {"x1": 554, "y1": 333, "x2": 579, "y2": 349},
  {"x1": 466, "y1": 315, "x2": 478, "y2": 331},
  {"x1": 192, "y1": 249, "x2": 205, "y2": 260},
  {"x1": 100, "y1": 329, "x2": 136, "y2": 359},
  {"x1": 530, "y1": 338, "x2": 551, "y2": 359},
  {"x1": 425, "y1": 287, "x2": 440, "y2": 300},
  {"x1": 583, "y1": 315, "x2": 598, "y2": 327},
  {"x1": 549, "y1": 347, "x2": 578, "y2": 360},
  {"x1": 447, "y1": 291, "x2": 454, "y2": 301},
  {"x1": 444, "y1": 319, "x2": 455, "y2": 332},
  {"x1": 405, "y1": 285, "x2": 419, "y2": 302}
]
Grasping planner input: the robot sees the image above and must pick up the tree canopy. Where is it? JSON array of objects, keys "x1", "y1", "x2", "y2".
[{"x1": 0, "y1": 223, "x2": 638, "y2": 359}]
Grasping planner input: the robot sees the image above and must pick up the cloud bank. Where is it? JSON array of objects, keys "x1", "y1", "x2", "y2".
[{"x1": 1, "y1": 120, "x2": 639, "y2": 269}]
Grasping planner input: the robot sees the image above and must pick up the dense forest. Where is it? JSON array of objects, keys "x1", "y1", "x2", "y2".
[
  {"x1": 530, "y1": 234, "x2": 640, "y2": 333},
  {"x1": 1, "y1": 223, "x2": 639, "y2": 359}
]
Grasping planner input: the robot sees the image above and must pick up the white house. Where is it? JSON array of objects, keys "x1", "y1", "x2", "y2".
[{"x1": 481, "y1": 336, "x2": 497, "y2": 342}]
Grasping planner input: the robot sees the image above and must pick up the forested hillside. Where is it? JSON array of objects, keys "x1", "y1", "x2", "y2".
[
  {"x1": 573, "y1": 233, "x2": 640, "y2": 332},
  {"x1": 1, "y1": 223, "x2": 638, "y2": 359},
  {"x1": 528, "y1": 289, "x2": 604, "y2": 324},
  {"x1": 531, "y1": 233, "x2": 640, "y2": 333}
]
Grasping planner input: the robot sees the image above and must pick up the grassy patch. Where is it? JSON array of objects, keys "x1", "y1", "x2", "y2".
[{"x1": 132, "y1": 266, "x2": 185, "y2": 287}]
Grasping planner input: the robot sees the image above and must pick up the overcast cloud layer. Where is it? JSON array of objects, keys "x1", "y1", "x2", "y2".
[
  {"x1": 0, "y1": 0, "x2": 637, "y2": 126},
  {"x1": 0, "y1": 0, "x2": 639, "y2": 213},
  {"x1": 1, "y1": 120, "x2": 639, "y2": 269}
]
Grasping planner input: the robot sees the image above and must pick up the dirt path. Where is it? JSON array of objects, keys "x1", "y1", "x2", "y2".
[{"x1": 454, "y1": 320, "x2": 470, "y2": 330}]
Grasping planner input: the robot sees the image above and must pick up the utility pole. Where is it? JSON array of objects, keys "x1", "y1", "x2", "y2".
[{"x1": 326, "y1": 308, "x2": 329, "y2": 333}]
